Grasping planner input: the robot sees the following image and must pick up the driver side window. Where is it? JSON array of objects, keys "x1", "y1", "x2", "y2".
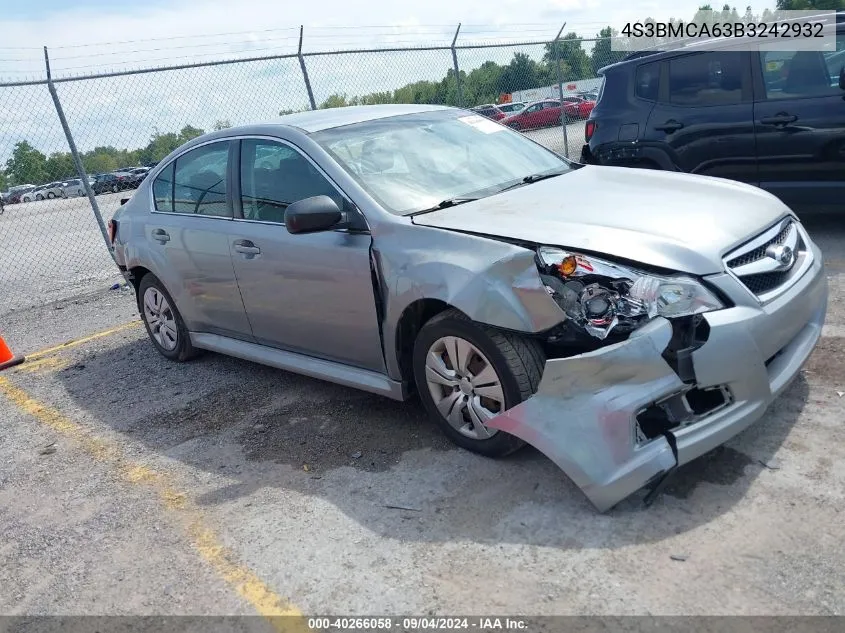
[
  {"x1": 170, "y1": 141, "x2": 230, "y2": 217},
  {"x1": 239, "y1": 139, "x2": 344, "y2": 224}
]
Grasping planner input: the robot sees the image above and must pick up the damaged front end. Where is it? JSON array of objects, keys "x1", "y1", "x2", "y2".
[{"x1": 484, "y1": 242, "x2": 827, "y2": 512}]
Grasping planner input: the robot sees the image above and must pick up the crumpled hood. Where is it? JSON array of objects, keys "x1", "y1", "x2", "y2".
[{"x1": 412, "y1": 165, "x2": 793, "y2": 275}]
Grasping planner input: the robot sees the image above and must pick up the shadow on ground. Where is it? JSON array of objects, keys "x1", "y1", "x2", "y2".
[{"x1": 51, "y1": 331, "x2": 811, "y2": 549}]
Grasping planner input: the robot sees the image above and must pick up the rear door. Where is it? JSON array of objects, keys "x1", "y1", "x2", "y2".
[
  {"x1": 144, "y1": 140, "x2": 252, "y2": 340},
  {"x1": 752, "y1": 41, "x2": 845, "y2": 214},
  {"x1": 642, "y1": 49, "x2": 758, "y2": 184}
]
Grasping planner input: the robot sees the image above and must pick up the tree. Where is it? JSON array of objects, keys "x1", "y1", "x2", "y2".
[
  {"x1": 213, "y1": 119, "x2": 232, "y2": 131},
  {"x1": 4, "y1": 141, "x2": 48, "y2": 185},
  {"x1": 591, "y1": 27, "x2": 627, "y2": 74},
  {"x1": 544, "y1": 34, "x2": 592, "y2": 81},
  {"x1": 320, "y1": 93, "x2": 355, "y2": 109},
  {"x1": 45, "y1": 152, "x2": 76, "y2": 181},
  {"x1": 0, "y1": 170, "x2": 8, "y2": 191},
  {"x1": 497, "y1": 52, "x2": 544, "y2": 93}
]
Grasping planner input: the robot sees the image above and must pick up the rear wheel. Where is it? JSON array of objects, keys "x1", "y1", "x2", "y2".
[
  {"x1": 138, "y1": 273, "x2": 197, "y2": 362},
  {"x1": 35, "y1": 194, "x2": 43, "y2": 201},
  {"x1": 412, "y1": 309, "x2": 545, "y2": 457},
  {"x1": 47, "y1": 192, "x2": 55, "y2": 199}
]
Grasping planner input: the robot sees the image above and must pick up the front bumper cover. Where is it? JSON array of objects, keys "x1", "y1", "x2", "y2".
[{"x1": 486, "y1": 249, "x2": 828, "y2": 512}]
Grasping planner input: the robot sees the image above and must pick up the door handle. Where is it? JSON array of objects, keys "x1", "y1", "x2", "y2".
[
  {"x1": 151, "y1": 229, "x2": 170, "y2": 243},
  {"x1": 654, "y1": 120, "x2": 684, "y2": 133},
  {"x1": 233, "y1": 239, "x2": 261, "y2": 256},
  {"x1": 760, "y1": 113, "x2": 798, "y2": 126}
]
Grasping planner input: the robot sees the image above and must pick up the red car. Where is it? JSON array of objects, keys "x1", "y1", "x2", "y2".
[
  {"x1": 501, "y1": 98, "x2": 596, "y2": 131},
  {"x1": 563, "y1": 95, "x2": 596, "y2": 119},
  {"x1": 501, "y1": 99, "x2": 564, "y2": 131}
]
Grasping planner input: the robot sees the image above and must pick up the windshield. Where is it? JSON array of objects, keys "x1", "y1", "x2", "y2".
[{"x1": 312, "y1": 109, "x2": 574, "y2": 216}]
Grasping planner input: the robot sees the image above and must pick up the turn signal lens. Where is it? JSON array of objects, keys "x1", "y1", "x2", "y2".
[{"x1": 557, "y1": 255, "x2": 577, "y2": 276}]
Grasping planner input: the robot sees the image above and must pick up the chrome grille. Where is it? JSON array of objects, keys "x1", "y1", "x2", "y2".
[
  {"x1": 723, "y1": 218, "x2": 811, "y2": 302},
  {"x1": 726, "y1": 222, "x2": 792, "y2": 269}
]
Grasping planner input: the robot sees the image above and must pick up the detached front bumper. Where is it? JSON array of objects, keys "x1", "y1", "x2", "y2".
[{"x1": 487, "y1": 244, "x2": 828, "y2": 512}]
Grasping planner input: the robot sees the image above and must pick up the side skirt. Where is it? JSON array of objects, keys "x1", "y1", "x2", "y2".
[{"x1": 190, "y1": 332, "x2": 408, "y2": 401}]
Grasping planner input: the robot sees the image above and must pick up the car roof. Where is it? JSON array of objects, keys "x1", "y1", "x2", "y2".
[{"x1": 254, "y1": 104, "x2": 452, "y2": 133}]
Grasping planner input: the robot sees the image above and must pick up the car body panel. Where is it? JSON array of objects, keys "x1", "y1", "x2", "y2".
[
  {"x1": 111, "y1": 105, "x2": 828, "y2": 512},
  {"x1": 129, "y1": 212, "x2": 253, "y2": 339},
  {"x1": 412, "y1": 165, "x2": 791, "y2": 275},
  {"x1": 751, "y1": 46, "x2": 845, "y2": 215},
  {"x1": 227, "y1": 221, "x2": 386, "y2": 373}
]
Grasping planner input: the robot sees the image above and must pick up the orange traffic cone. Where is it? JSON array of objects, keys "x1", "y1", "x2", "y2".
[{"x1": 0, "y1": 334, "x2": 24, "y2": 371}]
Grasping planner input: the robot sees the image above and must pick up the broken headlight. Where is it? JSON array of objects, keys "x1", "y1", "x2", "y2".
[{"x1": 536, "y1": 246, "x2": 723, "y2": 340}]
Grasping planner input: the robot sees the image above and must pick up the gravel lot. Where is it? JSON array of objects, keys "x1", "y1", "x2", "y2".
[{"x1": 2, "y1": 124, "x2": 844, "y2": 621}]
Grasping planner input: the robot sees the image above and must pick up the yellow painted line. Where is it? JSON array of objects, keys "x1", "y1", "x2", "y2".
[
  {"x1": 25, "y1": 320, "x2": 142, "y2": 360},
  {"x1": 0, "y1": 376, "x2": 307, "y2": 631}
]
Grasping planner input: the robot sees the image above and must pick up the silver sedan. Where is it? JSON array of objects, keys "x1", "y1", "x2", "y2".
[{"x1": 110, "y1": 104, "x2": 827, "y2": 511}]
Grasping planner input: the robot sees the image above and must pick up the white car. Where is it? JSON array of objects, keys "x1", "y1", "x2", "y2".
[
  {"x1": 22, "y1": 182, "x2": 66, "y2": 201},
  {"x1": 62, "y1": 178, "x2": 95, "y2": 197}
]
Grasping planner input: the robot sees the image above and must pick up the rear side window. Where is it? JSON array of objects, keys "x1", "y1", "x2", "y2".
[
  {"x1": 668, "y1": 51, "x2": 744, "y2": 106},
  {"x1": 635, "y1": 62, "x2": 660, "y2": 100},
  {"x1": 172, "y1": 141, "x2": 230, "y2": 217},
  {"x1": 153, "y1": 163, "x2": 174, "y2": 212}
]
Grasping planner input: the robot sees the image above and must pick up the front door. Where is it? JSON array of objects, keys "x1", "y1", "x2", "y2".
[
  {"x1": 752, "y1": 43, "x2": 845, "y2": 214},
  {"x1": 642, "y1": 50, "x2": 758, "y2": 184},
  {"x1": 227, "y1": 138, "x2": 385, "y2": 373},
  {"x1": 145, "y1": 140, "x2": 252, "y2": 339}
]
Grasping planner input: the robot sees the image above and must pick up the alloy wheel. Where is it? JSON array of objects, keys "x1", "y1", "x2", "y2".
[
  {"x1": 143, "y1": 287, "x2": 178, "y2": 351},
  {"x1": 424, "y1": 336, "x2": 505, "y2": 440}
]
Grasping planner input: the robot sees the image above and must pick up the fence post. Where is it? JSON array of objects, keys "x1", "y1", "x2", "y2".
[
  {"x1": 43, "y1": 46, "x2": 115, "y2": 263},
  {"x1": 451, "y1": 23, "x2": 462, "y2": 107},
  {"x1": 553, "y1": 24, "x2": 571, "y2": 159},
  {"x1": 298, "y1": 26, "x2": 317, "y2": 110}
]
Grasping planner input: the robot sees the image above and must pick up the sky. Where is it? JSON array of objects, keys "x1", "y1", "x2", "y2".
[{"x1": 0, "y1": 0, "x2": 780, "y2": 162}]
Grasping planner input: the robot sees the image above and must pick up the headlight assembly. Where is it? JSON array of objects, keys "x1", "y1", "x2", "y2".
[{"x1": 536, "y1": 246, "x2": 723, "y2": 340}]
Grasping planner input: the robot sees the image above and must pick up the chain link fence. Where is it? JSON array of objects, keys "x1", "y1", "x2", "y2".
[{"x1": 1, "y1": 33, "x2": 620, "y2": 316}]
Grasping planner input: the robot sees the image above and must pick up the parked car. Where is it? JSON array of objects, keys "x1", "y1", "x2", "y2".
[
  {"x1": 92, "y1": 173, "x2": 130, "y2": 194},
  {"x1": 110, "y1": 104, "x2": 827, "y2": 512},
  {"x1": 561, "y1": 95, "x2": 596, "y2": 119},
  {"x1": 21, "y1": 182, "x2": 65, "y2": 201},
  {"x1": 1, "y1": 184, "x2": 35, "y2": 204},
  {"x1": 497, "y1": 101, "x2": 526, "y2": 114},
  {"x1": 581, "y1": 20, "x2": 845, "y2": 214},
  {"x1": 116, "y1": 167, "x2": 150, "y2": 188},
  {"x1": 501, "y1": 99, "x2": 566, "y2": 131},
  {"x1": 470, "y1": 104, "x2": 506, "y2": 121},
  {"x1": 21, "y1": 186, "x2": 46, "y2": 202},
  {"x1": 61, "y1": 178, "x2": 94, "y2": 197}
]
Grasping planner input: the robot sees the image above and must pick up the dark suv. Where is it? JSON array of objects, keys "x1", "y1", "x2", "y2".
[{"x1": 580, "y1": 21, "x2": 845, "y2": 214}]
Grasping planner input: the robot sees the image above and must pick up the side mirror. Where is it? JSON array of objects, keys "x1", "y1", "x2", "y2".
[
  {"x1": 840, "y1": 66, "x2": 845, "y2": 91},
  {"x1": 285, "y1": 195, "x2": 343, "y2": 234}
]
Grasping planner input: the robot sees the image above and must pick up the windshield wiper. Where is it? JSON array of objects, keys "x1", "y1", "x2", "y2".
[
  {"x1": 497, "y1": 169, "x2": 568, "y2": 194},
  {"x1": 410, "y1": 197, "x2": 479, "y2": 216}
]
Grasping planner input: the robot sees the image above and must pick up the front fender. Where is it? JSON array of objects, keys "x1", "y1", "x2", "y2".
[{"x1": 375, "y1": 223, "x2": 566, "y2": 381}]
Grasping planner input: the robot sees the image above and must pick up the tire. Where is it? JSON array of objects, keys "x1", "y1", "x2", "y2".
[
  {"x1": 138, "y1": 273, "x2": 198, "y2": 362},
  {"x1": 36, "y1": 194, "x2": 43, "y2": 201},
  {"x1": 77, "y1": 189, "x2": 83, "y2": 197},
  {"x1": 111, "y1": 184, "x2": 119, "y2": 193},
  {"x1": 412, "y1": 308, "x2": 545, "y2": 458}
]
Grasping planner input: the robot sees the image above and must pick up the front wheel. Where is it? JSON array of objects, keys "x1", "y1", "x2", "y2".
[
  {"x1": 111, "y1": 184, "x2": 119, "y2": 193},
  {"x1": 138, "y1": 273, "x2": 198, "y2": 362},
  {"x1": 35, "y1": 194, "x2": 43, "y2": 201},
  {"x1": 412, "y1": 309, "x2": 545, "y2": 457}
]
